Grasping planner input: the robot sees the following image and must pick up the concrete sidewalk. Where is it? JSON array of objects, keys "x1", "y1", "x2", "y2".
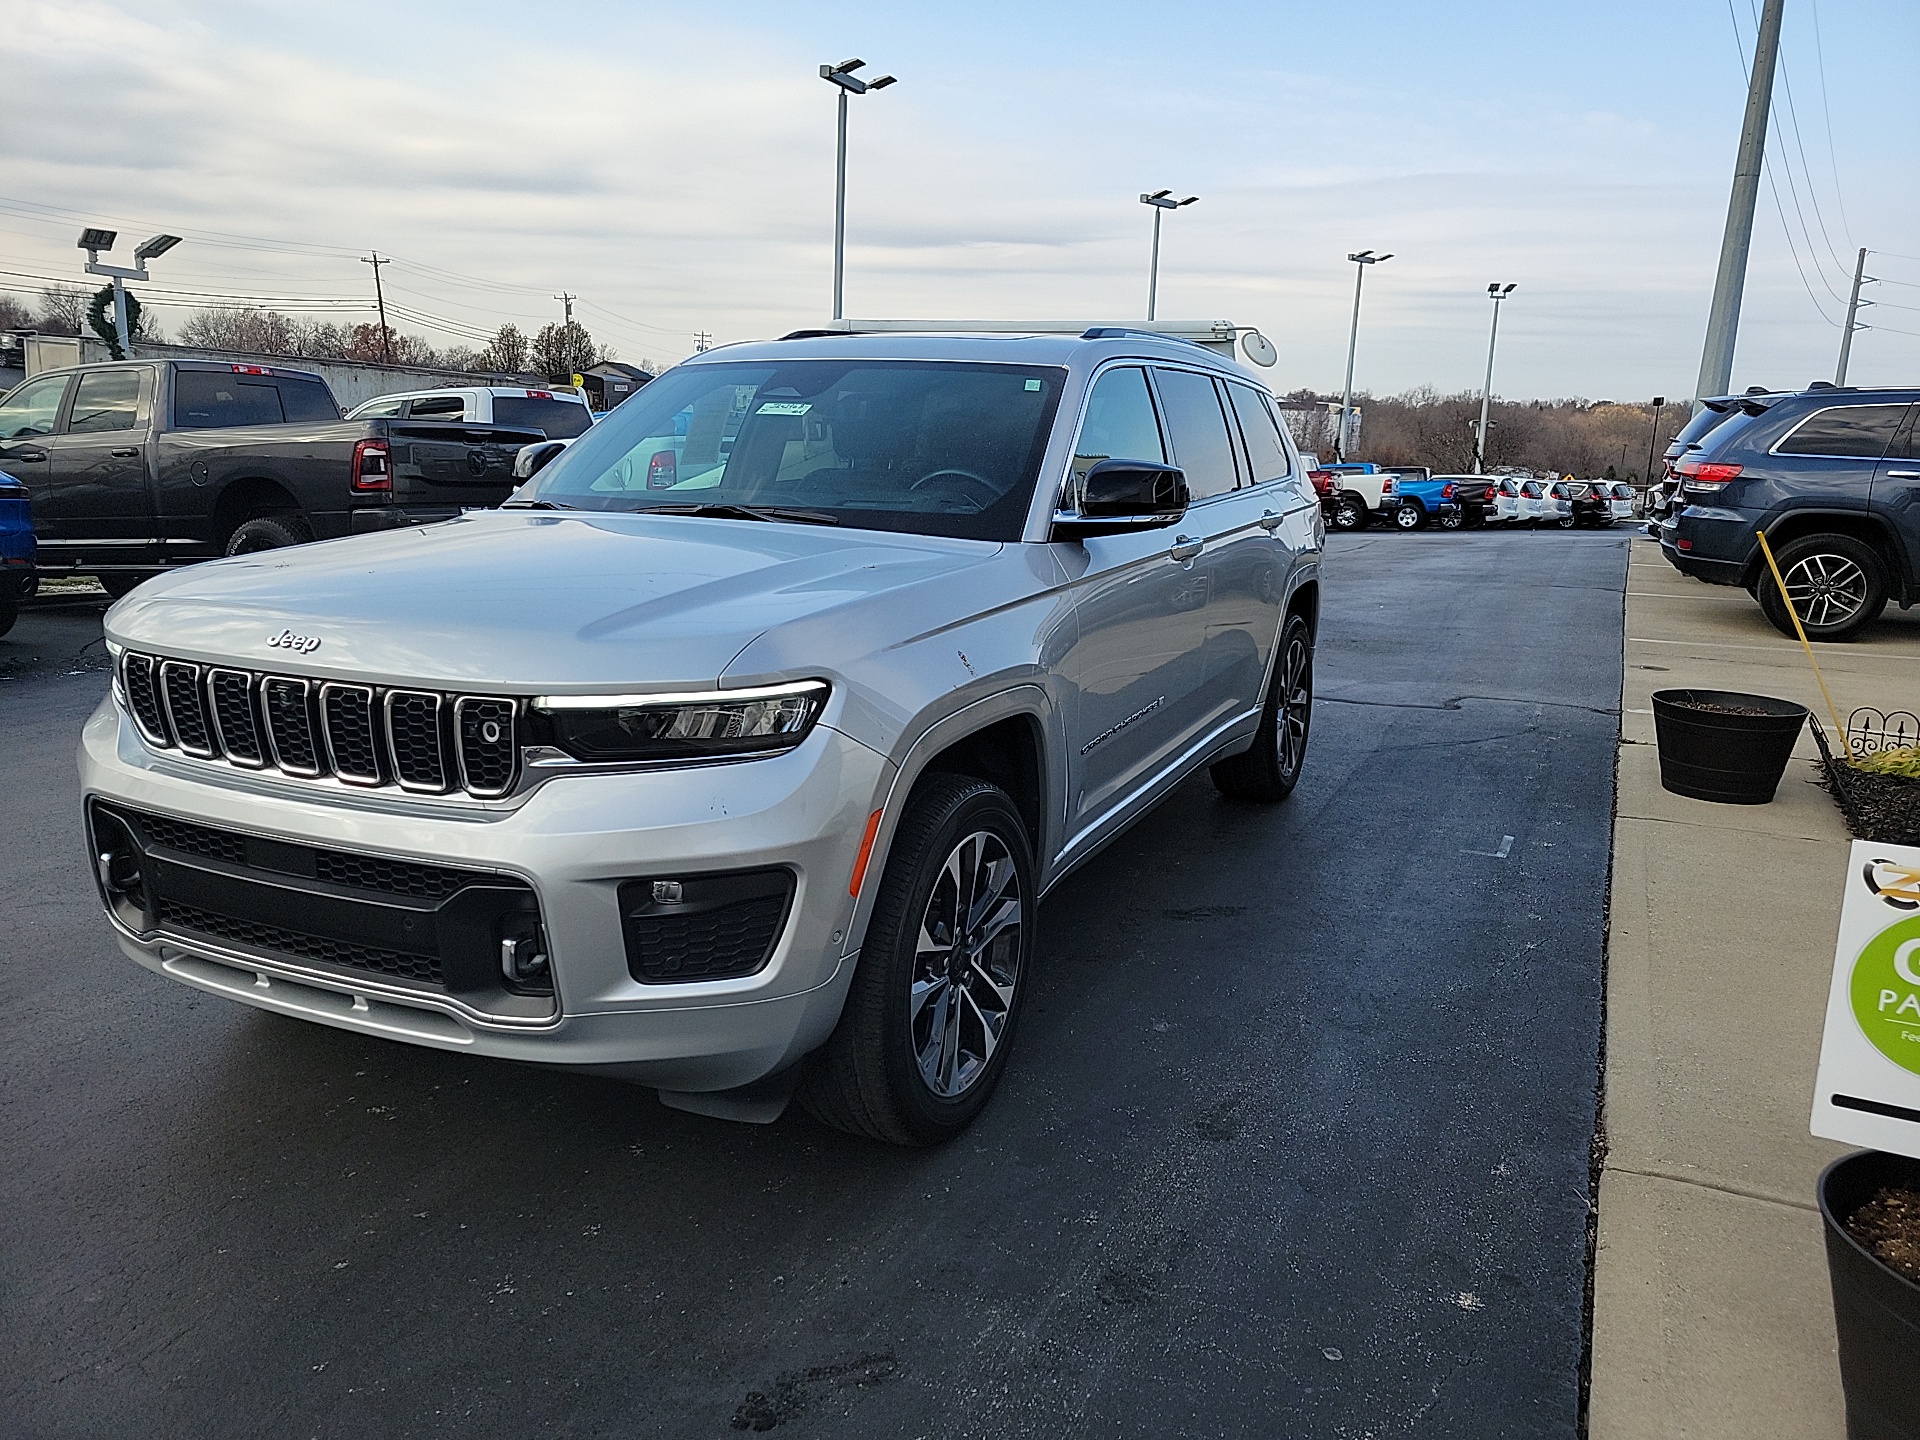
[{"x1": 1589, "y1": 537, "x2": 1920, "y2": 1438}]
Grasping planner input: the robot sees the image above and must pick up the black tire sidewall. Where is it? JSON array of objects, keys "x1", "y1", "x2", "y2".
[
  {"x1": 864, "y1": 779, "x2": 1035, "y2": 1139},
  {"x1": 225, "y1": 515, "x2": 309, "y2": 557}
]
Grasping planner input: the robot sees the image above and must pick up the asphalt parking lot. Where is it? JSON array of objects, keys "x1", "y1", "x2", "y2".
[{"x1": 1, "y1": 530, "x2": 1626, "y2": 1439}]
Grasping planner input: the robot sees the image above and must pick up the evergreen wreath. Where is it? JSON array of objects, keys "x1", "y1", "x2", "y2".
[{"x1": 87, "y1": 285, "x2": 142, "y2": 358}]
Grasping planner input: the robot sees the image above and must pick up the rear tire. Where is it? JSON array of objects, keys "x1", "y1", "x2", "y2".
[
  {"x1": 1556, "y1": 513, "x2": 1578, "y2": 530},
  {"x1": 800, "y1": 774, "x2": 1034, "y2": 1146},
  {"x1": 1211, "y1": 613, "x2": 1314, "y2": 802},
  {"x1": 1755, "y1": 532, "x2": 1888, "y2": 642},
  {"x1": 225, "y1": 514, "x2": 313, "y2": 556},
  {"x1": 1329, "y1": 495, "x2": 1367, "y2": 531},
  {"x1": 1438, "y1": 508, "x2": 1464, "y2": 531},
  {"x1": 1392, "y1": 502, "x2": 1424, "y2": 531},
  {"x1": 97, "y1": 574, "x2": 146, "y2": 600},
  {"x1": 0, "y1": 598, "x2": 16, "y2": 638}
]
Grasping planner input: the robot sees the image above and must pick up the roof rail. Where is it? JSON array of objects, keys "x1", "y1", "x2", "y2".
[{"x1": 777, "y1": 318, "x2": 1273, "y2": 365}]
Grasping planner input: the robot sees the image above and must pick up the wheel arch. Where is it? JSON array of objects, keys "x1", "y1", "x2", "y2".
[
  {"x1": 210, "y1": 477, "x2": 305, "y2": 549},
  {"x1": 1746, "y1": 509, "x2": 1911, "y2": 594}
]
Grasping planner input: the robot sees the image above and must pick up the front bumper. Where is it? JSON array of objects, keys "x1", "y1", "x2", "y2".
[{"x1": 79, "y1": 695, "x2": 893, "y2": 1091}]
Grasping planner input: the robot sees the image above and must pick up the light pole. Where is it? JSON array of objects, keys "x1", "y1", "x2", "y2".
[
  {"x1": 819, "y1": 58, "x2": 897, "y2": 322},
  {"x1": 1642, "y1": 396, "x2": 1666, "y2": 488},
  {"x1": 1337, "y1": 250, "x2": 1392, "y2": 460},
  {"x1": 1139, "y1": 189, "x2": 1198, "y2": 322},
  {"x1": 80, "y1": 228, "x2": 181, "y2": 359},
  {"x1": 1473, "y1": 283, "x2": 1516, "y2": 474}
]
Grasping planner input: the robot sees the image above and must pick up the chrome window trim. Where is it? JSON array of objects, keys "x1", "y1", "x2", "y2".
[
  {"x1": 318, "y1": 682, "x2": 383, "y2": 787},
  {"x1": 383, "y1": 689, "x2": 450, "y2": 794},
  {"x1": 1768, "y1": 403, "x2": 1913, "y2": 461},
  {"x1": 452, "y1": 695, "x2": 519, "y2": 799},
  {"x1": 158, "y1": 660, "x2": 217, "y2": 759},
  {"x1": 261, "y1": 676, "x2": 325, "y2": 778},
  {"x1": 206, "y1": 668, "x2": 268, "y2": 769}
]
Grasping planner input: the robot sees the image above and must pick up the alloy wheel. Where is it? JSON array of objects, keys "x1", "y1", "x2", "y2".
[
  {"x1": 1782, "y1": 552, "x2": 1869, "y2": 628},
  {"x1": 910, "y1": 830, "x2": 1023, "y2": 1098},
  {"x1": 1276, "y1": 630, "x2": 1312, "y2": 781}
]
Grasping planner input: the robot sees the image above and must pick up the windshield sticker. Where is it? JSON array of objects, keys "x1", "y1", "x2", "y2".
[
  {"x1": 756, "y1": 401, "x2": 812, "y2": 416},
  {"x1": 1025, "y1": 379, "x2": 1043, "y2": 392}
]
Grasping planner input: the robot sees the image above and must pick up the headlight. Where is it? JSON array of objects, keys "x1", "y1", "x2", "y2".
[{"x1": 533, "y1": 680, "x2": 829, "y2": 762}]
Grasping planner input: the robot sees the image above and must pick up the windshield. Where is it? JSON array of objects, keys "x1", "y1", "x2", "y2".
[{"x1": 522, "y1": 360, "x2": 1065, "y2": 540}]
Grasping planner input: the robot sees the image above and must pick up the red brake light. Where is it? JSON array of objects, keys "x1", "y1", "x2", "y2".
[
  {"x1": 1677, "y1": 461, "x2": 1742, "y2": 483},
  {"x1": 351, "y1": 438, "x2": 392, "y2": 492},
  {"x1": 1441, "y1": 481, "x2": 1455, "y2": 499},
  {"x1": 525, "y1": 389, "x2": 552, "y2": 399},
  {"x1": 1381, "y1": 476, "x2": 1395, "y2": 494},
  {"x1": 230, "y1": 363, "x2": 271, "y2": 375},
  {"x1": 645, "y1": 449, "x2": 677, "y2": 489}
]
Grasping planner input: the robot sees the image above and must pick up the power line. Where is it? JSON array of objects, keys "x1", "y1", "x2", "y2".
[{"x1": 1807, "y1": 0, "x2": 1855, "y2": 247}]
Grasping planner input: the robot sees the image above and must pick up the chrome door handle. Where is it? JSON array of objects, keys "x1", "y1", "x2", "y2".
[
  {"x1": 1258, "y1": 509, "x2": 1283, "y2": 532},
  {"x1": 1886, "y1": 470, "x2": 1920, "y2": 479},
  {"x1": 109, "y1": 447, "x2": 140, "y2": 458},
  {"x1": 1168, "y1": 535, "x2": 1204, "y2": 562}
]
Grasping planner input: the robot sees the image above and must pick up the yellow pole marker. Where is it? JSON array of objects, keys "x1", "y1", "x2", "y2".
[{"x1": 1755, "y1": 528, "x2": 1849, "y2": 745}]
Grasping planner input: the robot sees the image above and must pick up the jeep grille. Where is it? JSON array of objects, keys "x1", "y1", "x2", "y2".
[{"x1": 120, "y1": 651, "x2": 520, "y2": 799}]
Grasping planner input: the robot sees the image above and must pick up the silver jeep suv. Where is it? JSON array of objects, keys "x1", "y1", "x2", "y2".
[{"x1": 80, "y1": 329, "x2": 1323, "y2": 1144}]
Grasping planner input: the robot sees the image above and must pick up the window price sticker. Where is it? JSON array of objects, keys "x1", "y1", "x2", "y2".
[{"x1": 1813, "y1": 841, "x2": 1920, "y2": 1158}]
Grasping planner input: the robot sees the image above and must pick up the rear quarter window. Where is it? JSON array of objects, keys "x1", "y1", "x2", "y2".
[{"x1": 1774, "y1": 403, "x2": 1911, "y2": 458}]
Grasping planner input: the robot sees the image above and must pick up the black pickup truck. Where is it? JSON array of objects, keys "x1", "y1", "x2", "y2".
[{"x1": 0, "y1": 359, "x2": 542, "y2": 596}]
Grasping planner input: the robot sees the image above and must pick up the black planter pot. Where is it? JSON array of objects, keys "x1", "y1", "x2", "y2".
[
  {"x1": 1821, "y1": 1150, "x2": 1920, "y2": 1439},
  {"x1": 1651, "y1": 688, "x2": 1809, "y2": 804}
]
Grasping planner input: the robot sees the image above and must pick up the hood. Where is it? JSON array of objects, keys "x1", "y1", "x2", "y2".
[{"x1": 106, "y1": 510, "x2": 1003, "y2": 690}]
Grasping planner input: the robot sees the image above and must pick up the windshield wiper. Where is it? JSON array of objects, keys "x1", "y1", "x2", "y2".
[
  {"x1": 646, "y1": 502, "x2": 839, "y2": 527},
  {"x1": 501, "y1": 499, "x2": 577, "y2": 510}
]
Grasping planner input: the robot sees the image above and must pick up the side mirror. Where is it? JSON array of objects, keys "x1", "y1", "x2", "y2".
[
  {"x1": 1052, "y1": 459, "x2": 1189, "y2": 539},
  {"x1": 513, "y1": 440, "x2": 567, "y2": 480}
]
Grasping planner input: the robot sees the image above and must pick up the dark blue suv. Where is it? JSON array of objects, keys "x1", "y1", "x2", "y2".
[
  {"x1": 1660, "y1": 384, "x2": 1920, "y2": 641},
  {"x1": 0, "y1": 467, "x2": 33, "y2": 639}
]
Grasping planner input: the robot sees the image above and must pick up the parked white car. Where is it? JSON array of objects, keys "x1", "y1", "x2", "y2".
[
  {"x1": 1490, "y1": 476, "x2": 1528, "y2": 524},
  {"x1": 349, "y1": 386, "x2": 596, "y2": 441},
  {"x1": 1608, "y1": 482, "x2": 1638, "y2": 522}
]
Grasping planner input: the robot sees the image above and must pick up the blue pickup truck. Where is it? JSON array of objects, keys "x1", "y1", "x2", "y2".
[
  {"x1": 1378, "y1": 467, "x2": 1463, "y2": 531},
  {"x1": 0, "y1": 467, "x2": 35, "y2": 637}
]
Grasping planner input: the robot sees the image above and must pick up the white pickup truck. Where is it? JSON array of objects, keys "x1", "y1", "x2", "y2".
[{"x1": 1310, "y1": 463, "x2": 1394, "y2": 531}]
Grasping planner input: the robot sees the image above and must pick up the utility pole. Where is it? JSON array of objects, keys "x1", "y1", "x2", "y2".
[
  {"x1": 1836, "y1": 247, "x2": 1872, "y2": 385},
  {"x1": 555, "y1": 292, "x2": 576, "y2": 327},
  {"x1": 361, "y1": 252, "x2": 393, "y2": 364},
  {"x1": 1474, "y1": 283, "x2": 1516, "y2": 474},
  {"x1": 1338, "y1": 250, "x2": 1392, "y2": 460},
  {"x1": 1694, "y1": 0, "x2": 1784, "y2": 404},
  {"x1": 692, "y1": 331, "x2": 712, "y2": 353}
]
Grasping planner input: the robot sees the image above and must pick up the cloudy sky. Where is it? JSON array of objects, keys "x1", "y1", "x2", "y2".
[{"x1": 5, "y1": 0, "x2": 1917, "y2": 400}]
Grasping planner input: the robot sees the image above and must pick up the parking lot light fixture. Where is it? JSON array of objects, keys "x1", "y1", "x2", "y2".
[
  {"x1": 820, "y1": 57, "x2": 898, "y2": 321},
  {"x1": 1473, "y1": 283, "x2": 1517, "y2": 475},
  {"x1": 1337, "y1": 250, "x2": 1392, "y2": 460},
  {"x1": 1140, "y1": 190, "x2": 1198, "y2": 322},
  {"x1": 80, "y1": 225, "x2": 181, "y2": 360},
  {"x1": 1643, "y1": 396, "x2": 1666, "y2": 488}
]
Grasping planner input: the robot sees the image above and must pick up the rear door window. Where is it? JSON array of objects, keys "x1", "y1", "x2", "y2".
[
  {"x1": 1152, "y1": 368, "x2": 1239, "y2": 500},
  {"x1": 173, "y1": 372, "x2": 285, "y2": 428},
  {"x1": 66, "y1": 369, "x2": 143, "y2": 433},
  {"x1": 493, "y1": 396, "x2": 593, "y2": 438},
  {"x1": 1775, "y1": 404, "x2": 1909, "y2": 458},
  {"x1": 407, "y1": 395, "x2": 468, "y2": 421},
  {"x1": 1225, "y1": 382, "x2": 1292, "y2": 485}
]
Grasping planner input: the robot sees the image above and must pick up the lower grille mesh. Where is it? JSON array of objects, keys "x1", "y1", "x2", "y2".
[{"x1": 155, "y1": 898, "x2": 442, "y2": 984}]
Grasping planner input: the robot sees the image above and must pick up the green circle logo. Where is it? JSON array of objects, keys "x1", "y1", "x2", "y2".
[{"x1": 1850, "y1": 915, "x2": 1920, "y2": 1074}]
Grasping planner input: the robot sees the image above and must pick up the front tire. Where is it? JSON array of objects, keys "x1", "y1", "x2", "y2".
[
  {"x1": 1211, "y1": 612, "x2": 1314, "y2": 802},
  {"x1": 225, "y1": 514, "x2": 313, "y2": 556},
  {"x1": 800, "y1": 774, "x2": 1034, "y2": 1145},
  {"x1": 1755, "y1": 532, "x2": 1889, "y2": 642}
]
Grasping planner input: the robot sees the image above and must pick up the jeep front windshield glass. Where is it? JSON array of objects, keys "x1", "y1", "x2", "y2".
[{"x1": 522, "y1": 360, "x2": 1066, "y2": 540}]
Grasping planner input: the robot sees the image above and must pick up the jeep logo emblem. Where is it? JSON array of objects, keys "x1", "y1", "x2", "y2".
[{"x1": 266, "y1": 629, "x2": 322, "y2": 655}]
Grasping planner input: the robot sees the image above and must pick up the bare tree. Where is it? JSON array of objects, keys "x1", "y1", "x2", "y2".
[{"x1": 36, "y1": 286, "x2": 87, "y2": 336}]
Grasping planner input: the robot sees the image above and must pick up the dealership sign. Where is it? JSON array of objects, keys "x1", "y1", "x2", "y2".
[{"x1": 1813, "y1": 842, "x2": 1920, "y2": 1159}]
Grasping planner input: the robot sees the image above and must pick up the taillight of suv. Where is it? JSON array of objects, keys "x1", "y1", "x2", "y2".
[
  {"x1": 1675, "y1": 459, "x2": 1742, "y2": 495},
  {"x1": 351, "y1": 439, "x2": 391, "y2": 492}
]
